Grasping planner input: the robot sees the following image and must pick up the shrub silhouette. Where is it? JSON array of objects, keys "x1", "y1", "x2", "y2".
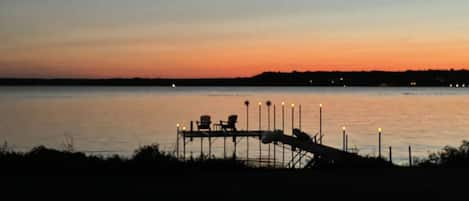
[{"x1": 418, "y1": 140, "x2": 469, "y2": 167}]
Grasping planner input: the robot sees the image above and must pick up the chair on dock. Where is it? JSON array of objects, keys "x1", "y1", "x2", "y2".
[
  {"x1": 216, "y1": 115, "x2": 238, "y2": 131},
  {"x1": 196, "y1": 115, "x2": 212, "y2": 131}
]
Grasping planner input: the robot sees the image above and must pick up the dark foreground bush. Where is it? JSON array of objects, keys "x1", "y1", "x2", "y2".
[
  {"x1": 418, "y1": 140, "x2": 469, "y2": 167},
  {"x1": 0, "y1": 144, "x2": 251, "y2": 175}
]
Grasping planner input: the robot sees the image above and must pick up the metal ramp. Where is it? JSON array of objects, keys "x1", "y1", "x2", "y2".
[{"x1": 261, "y1": 129, "x2": 366, "y2": 168}]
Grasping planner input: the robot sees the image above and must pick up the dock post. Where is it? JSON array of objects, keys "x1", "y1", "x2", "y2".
[
  {"x1": 389, "y1": 146, "x2": 392, "y2": 164},
  {"x1": 245, "y1": 100, "x2": 250, "y2": 161},
  {"x1": 176, "y1": 124, "x2": 179, "y2": 160},
  {"x1": 208, "y1": 136, "x2": 211, "y2": 159},
  {"x1": 183, "y1": 128, "x2": 186, "y2": 160},
  {"x1": 342, "y1": 127, "x2": 346, "y2": 151},
  {"x1": 273, "y1": 104, "x2": 276, "y2": 167},
  {"x1": 291, "y1": 104, "x2": 295, "y2": 168},
  {"x1": 319, "y1": 104, "x2": 323, "y2": 144},
  {"x1": 258, "y1": 102, "x2": 262, "y2": 164},
  {"x1": 408, "y1": 145, "x2": 412, "y2": 167},
  {"x1": 299, "y1": 104, "x2": 302, "y2": 131},
  {"x1": 267, "y1": 101, "x2": 271, "y2": 166},
  {"x1": 224, "y1": 136, "x2": 226, "y2": 159},
  {"x1": 176, "y1": 124, "x2": 180, "y2": 159},
  {"x1": 378, "y1": 128, "x2": 382, "y2": 158},
  {"x1": 345, "y1": 134, "x2": 348, "y2": 152},
  {"x1": 233, "y1": 136, "x2": 237, "y2": 160},
  {"x1": 282, "y1": 102, "x2": 285, "y2": 167},
  {"x1": 200, "y1": 137, "x2": 203, "y2": 159}
]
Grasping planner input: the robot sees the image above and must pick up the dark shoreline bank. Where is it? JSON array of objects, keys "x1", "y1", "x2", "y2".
[
  {"x1": 2, "y1": 70, "x2": 469, "y2": 87},
  {"x1": 1, "y1": 142, "x2": 469, "y2": 200}
]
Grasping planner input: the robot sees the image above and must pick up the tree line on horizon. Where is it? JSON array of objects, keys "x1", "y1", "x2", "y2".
[{"x1": 1, "y1": 69, "x2": 469, "y2": 86}]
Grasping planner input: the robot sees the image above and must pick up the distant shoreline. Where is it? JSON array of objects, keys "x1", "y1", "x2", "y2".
[{"x1": 1, "y1": 70, "x2": 469, "y2": 87}]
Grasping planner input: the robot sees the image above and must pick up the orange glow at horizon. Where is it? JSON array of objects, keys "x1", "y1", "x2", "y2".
[{"x1": 2, "y1": 37, "x2": 469, "y2": 78}]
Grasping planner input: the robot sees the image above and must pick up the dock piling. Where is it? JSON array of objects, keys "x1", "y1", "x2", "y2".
[
  {"x1": 378, "y1": 128, "x2": 382, "y2": 158},
  {"x1": 273, "y1": 104, "x2": 276, "y2": 167},
  {"x1": 200, "y1": 137, "x2": 203, "y2": 159},
  {"x1": 282, "y1": 102, "x2": 285, "y2": 167},
  {"x1": 291, "y1": 104, "x2": 295, "y2": 168},
  {"x1": 342, "y1": 126, "x2": 346, "y2": 151},
  {"x1": 389, "y1": 146, "x2": 392, "y2": 163},
  {"x1": 319, "y1": 104, "x2": 323, "y2": 144},
  {"x1": 409, "y1": 145, "x2": 412, "y2": 167},
  {"x1": 258, "y1": 102, "x2": 262, "y2": 163},
  {"x1": 176, "y1": 124, "x2": 180, "y2": 159},
  {"x1": 245, "y1": 100, "x2": 250, "y2": 160},
  {"x1": 208, "y1": 136, "x2": 211, "y2": 159}
]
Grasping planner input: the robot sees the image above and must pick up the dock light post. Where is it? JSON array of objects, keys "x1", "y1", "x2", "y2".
[
  {"x1": 291, "y1": 104, "x2": 295, "y2": 133},
  {"x1": 182, "y1": 126, "x2": 186, "y2": 160},
  {"x1": 273, "y1": 104, "x2": 276, "y2": 167},
  {"x1": 176, "y1": 124, "x2": 180, "y2": 159},
  {"x1": 258, "y1": 102, "x2": 262, "y2": 130},
  {"x1": 378, "y1": 128, "x2": 382, "y2": 158},
  {"x1": 342, "y1": 126, "x2": 346, "y2": 151},
  {"x1": 282, "y1": 102, "x2": 285, "y2": 166},
  {"x1": 291, "y1": 103, "x2": 295, "y2": 167},
  {"x1": 245, "y1": 100, "x2": 250, "y2": 160},
  {"x1": 319, "y1": 104, "x2": 323, "y2": 144},
  {"x1": 267, "y1": 100, "x2": 272, "y2": 165},
  {"x1": 258, "y1": 102, "x2": 262, "y2": 163},
  {"x1": 267, "y1": 101, "x2": 272, "y2": 130}
]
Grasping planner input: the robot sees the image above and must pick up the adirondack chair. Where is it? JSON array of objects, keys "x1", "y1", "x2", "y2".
[
  {"x1": 218, "y1": 115, "x2": 238, "y2": 131},
  {"x1": 196, "y1": 115, "x2": 212, "y2": 131}
]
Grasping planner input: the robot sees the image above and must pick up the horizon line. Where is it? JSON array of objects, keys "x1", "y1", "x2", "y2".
[{"x1": 1, "y1": 68, "x2": 468, "y2": 80}]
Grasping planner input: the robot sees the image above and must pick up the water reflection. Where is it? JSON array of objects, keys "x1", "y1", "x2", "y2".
[{"x1": 1, "y1": 86, "x2": 469, "y2": 164}]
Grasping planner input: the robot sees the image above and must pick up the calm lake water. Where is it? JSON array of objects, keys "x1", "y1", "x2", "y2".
[{"x1": 1, "y1": 86, "x2": 468, "y2": 164}]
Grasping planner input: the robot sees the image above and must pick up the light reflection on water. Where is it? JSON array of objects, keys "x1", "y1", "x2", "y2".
[{"x1": 1, "y1": 86, "x2": 469, "y2": 164}]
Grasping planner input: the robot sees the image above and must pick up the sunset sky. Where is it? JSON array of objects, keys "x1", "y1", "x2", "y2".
[{"x1": 1, "y1": 0, "x2": 469, "y2": 78}]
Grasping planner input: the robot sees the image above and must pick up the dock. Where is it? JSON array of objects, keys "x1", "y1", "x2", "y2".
[{"x1": 177, "y1": 126, "x2": 368, "y2": 168}]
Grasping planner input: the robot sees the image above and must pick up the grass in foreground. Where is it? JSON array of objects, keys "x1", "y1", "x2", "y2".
[{"x1": 1, "y1": 141, "x2": 469, "y2": 175}]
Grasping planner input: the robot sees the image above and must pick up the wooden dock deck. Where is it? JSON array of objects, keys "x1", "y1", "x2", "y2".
[
  {"x1": 180, "y1": 130, "x2": 280, "y2": 138},
  {"x1": 177, "y1": 128, "x2": 368, "y2": 168}
]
